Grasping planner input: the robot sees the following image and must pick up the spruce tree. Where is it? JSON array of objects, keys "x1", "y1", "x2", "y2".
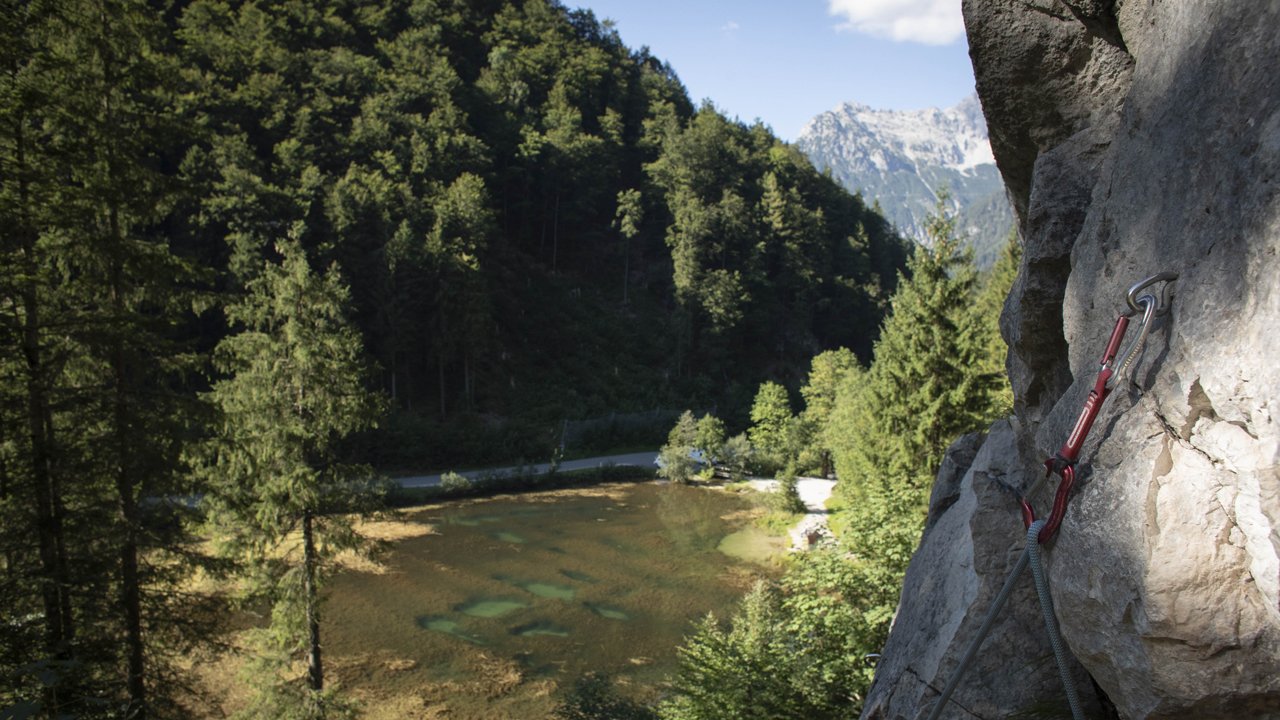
[
  {"x1": 820, "y1": 199, "x2": 1003, "y2": 696},
  {"x1": 748, "y1": 381, "x2": 794, "y2": 469},
  {"x1": 199, "y1": 238, "x2": 383, "y2": 719},
  {"x1": 661, "y1": 583, "x2": 799, "y2": 720},
  {"x1": 974, "y1": 228, "x2": 1021, "y2": 417},
  {"x1": 827, "y1": 200, "x2": 998, "y2": 491},
  {"x1": 2, "y1": 1, "x2": 208, "y2": 715}
]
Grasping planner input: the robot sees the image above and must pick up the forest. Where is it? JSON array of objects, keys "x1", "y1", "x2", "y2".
[{"x1": 1, "y1": 0, "x2": 919, "y2": 716}]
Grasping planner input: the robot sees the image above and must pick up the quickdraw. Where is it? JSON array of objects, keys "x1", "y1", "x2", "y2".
[{"x1": 1020, "y1": 271, "x2": 1178, "y2": 543}]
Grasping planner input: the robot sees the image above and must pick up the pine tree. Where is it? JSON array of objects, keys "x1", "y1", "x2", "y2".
[
  {"x1": 827, "y1": 199, "x2": 998, "y2": 491},
  {"x1": 748, "y1": 381, "x2": 794, "y2": 469},
  {"x1": 798, "y1": 348, "x2": 860, "y2": 477},
  {"x1": 974, "y1": 228, "x2": 1021, "y2": 417},
  {"x1": 2, "y1": 1, "x2": 208, "y2": 715},
  {"x1": 199, "y1": 238, "x2": 383, "y2": 719},
  {"x1": 819, "y1": 198, "x2": 1003, "y2": 701},
  {"x1": 661, "y1": 582, "x2": 800, "y2": 720}
]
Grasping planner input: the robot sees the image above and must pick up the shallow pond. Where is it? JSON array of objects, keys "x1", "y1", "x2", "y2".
[{"x1": 322, "y1": 482, "x2": 781, "y2": 719}]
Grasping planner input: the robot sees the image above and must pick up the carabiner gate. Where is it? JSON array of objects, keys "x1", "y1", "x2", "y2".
[{"x1": 1125, "y1": 271, "x2": 1178, "y2": 317}]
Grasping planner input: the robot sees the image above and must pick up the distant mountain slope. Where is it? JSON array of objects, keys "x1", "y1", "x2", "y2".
[{"x1": 797, "y1": 94, "x2": 1014, "y2": 266}]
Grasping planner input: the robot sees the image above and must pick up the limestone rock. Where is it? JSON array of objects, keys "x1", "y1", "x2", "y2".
[
  {"x1": 869, "y1": 1, "x2": 1280, "y2": 718},
  {"x1": 962, "y1": 0, "x2": 1132, "y2": 223},
  {"x1": 862, "y1": 421, "x2": 1103, "y2": 720}
]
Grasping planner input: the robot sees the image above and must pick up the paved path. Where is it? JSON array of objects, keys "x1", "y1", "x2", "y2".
[
  {"x1": 748, "y1": 477, "x2": 837, "y2": 550},
  {"x1": 394, "y1": 450, "x2": 658, "y2": 488}
]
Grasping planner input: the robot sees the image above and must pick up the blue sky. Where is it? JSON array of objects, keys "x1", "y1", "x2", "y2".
[{"x1": 568, "y1": 0, "x2": 976, "y2": 142}]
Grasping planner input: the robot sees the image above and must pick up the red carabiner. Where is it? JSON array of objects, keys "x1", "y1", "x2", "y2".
[
  {"x1": 1021, "y1": 313, "x2": 1130, "y2": 543},
  {"x1": 1022, "y1": 272, "x2": 1176, "y2": 544}
]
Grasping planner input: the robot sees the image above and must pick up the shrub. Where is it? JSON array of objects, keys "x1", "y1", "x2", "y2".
[{"x1": 440, "y1": 471, "x2": 472, "y2": 493}]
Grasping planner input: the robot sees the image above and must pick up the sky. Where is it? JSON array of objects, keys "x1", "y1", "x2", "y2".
[{"x1": 567, "y1": 0, "x2": 976, "y2": 142}]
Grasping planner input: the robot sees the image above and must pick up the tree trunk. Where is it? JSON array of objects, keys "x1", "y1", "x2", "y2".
[
  {"x1": 552, "y1": 191, "x2": 560, "y2": 273},
  {"x1": 622, "y1": 237, "x2": 630, "y2": 305},
  {"x1": 17, "y1": 115, "x2": 75, "y2": 713},
  {"x1": 438, "y1": 358, "x2": 447, "y2": 419},
  {"x1": 110, "y1": 214, "x2": 147, "y2": 719},
  {"x1": 117, "y1": 491, "x2": 146, "y2": 719},
  {"x1": 463, "y1": 356, "x2": 472, "y2": 411},
  {"x1": 302, "y1": 511, "x2": 324, "y2": 692}
]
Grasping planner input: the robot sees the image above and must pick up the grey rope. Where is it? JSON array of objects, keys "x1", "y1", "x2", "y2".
[
  {"x1": 923, "y1": 540, "x2": 1030, "y2": 720},
  {"x1": 1026, "y1": 520, "x2": 1085, "y2": 720},
  {"x1": 923, "y1": 520, "x2": 1084, "y2": 720}
]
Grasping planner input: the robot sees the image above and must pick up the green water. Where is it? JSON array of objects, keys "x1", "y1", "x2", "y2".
[
  {"x1": 455, "y1": 598, "x2": 530, "y2": 618},
  {"x1": 323, "y1": 482, "x2": 773, "y2": 718}
]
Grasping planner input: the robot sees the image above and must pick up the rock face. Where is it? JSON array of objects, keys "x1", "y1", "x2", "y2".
[{"x1": 864, "y1": 2, "x2": 1280, "y2": 718}]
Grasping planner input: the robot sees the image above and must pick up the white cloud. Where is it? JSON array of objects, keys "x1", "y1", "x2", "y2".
[
  {"x1": 722, "y1": 20, "x2": 740, "y2": 33},
  {"x1": 828, "y1": 0, "x2": 965, "y2": 45}
]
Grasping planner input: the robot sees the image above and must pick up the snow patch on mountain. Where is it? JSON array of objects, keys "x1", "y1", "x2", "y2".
[{"x1": 797, "y1": 94, "x2": 1013, "y2": 265}]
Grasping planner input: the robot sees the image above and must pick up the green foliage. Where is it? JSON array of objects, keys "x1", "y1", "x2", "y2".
[
  {"x1": 439, "y1": 471, "x2": 472, "y2": 493},
  {"x1": 660, "y1": 578, "x2": 861, "y2": 720},
  {"x1": 1, "y1": 0, "x2": 914, "y2": 714},
  {"x1": 797, "y1": 196, "x2": 1012, "y2": 709},
  {"x1": 554, "y1": 673, "x2": 659, "y2": 720},
  {"x1": 798, "y1": 349, "x2": 861, "y2": 476},
  {"x1": 657, "y1": 411, "x2": 701, "y2": 484},
  {"x1": 661, "y1": 583, "x2": 801, "y2": 720},
  {"x1": 748, "y1": 382, "x2": 795, "y2": 470},
  {"x1": 169, "y1": 0, "x2": 907, "y2": 445},
  {"x1": 974, "y1": 228, "x2": 1021, "y2": 417},
  {"x1": 776, "y1": 466, "x2": 807, "y2": 515},
  {"x1": 0, "y1": 0, "x2": 214, "y2": 714},
  {"x1": 718, "y1": 433, "x2": 754, "y2": 482},
  {"x1": 694, "y1": 414, "x2": 728, "y2": 464},
  {"x1": 678, "y1": 199, "x2": 1018, "y2": 720},
  {"x1": 198, "y1": 239, "x2": 385, "y2": 715},
  {"x1": 828, "y1": 195, "x2": 1000, "y2": 491}
]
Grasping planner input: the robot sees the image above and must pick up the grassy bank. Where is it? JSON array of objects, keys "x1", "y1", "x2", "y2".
[{"x1": 385, "y1": 464, "x2": 657, "y2": 507}]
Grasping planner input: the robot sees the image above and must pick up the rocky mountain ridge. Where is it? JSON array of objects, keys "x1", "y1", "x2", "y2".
[{"x1": 797, "y1": 94, "x2": 1014, "y2": 265}]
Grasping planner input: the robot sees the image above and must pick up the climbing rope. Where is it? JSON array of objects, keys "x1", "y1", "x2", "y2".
[
  {"x1": 922, "y1": 272, "x2": 1177, "y2": 720},
  {"x1": 1026, "y1": 520, "x2": 1085, "y2": 720}
]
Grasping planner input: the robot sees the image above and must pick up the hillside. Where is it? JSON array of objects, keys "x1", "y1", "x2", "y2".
[
  {"x1": 2, "y1": 0, "x2": 910, "y2": 470},
  {"x1": 797, "y1": 94, "x2": 1014, "y2": 266}
]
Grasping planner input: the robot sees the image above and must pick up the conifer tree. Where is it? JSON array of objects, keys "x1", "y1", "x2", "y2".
[
  {"x1": 748, "y1": 381, "x2": 794, "y2": 468},
  {"x1": 614, "y1": 188, "x2": 643, "y2": 304},
  {"x1": 199, "y1": 238, "x2": 383, "y2": 719},
  {"x1": 974, "y1": 228, "x2": 1021, "y2": 416},
  {"x1": 798, "y1": 348, "x2": 860, "y2": 476},
  {"x1": 820, "y1": 198, "x2": 1003, "y2": 693},
  {"x1": 661, "y1": 582, "x2": 800, "y2": 720},
  {"x1": 828, "y1": 199, "x2": 998, "y2": 491},
  {"x1": 2, "y1": 1, "x2": 208, "y2": 715}
]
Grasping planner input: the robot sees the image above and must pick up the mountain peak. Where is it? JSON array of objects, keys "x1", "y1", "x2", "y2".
[{"x1": 796, "y1": 93, "x2": 1012, "y2": 265}]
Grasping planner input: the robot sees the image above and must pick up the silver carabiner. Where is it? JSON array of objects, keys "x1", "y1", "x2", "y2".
[
  {"x1": 1125, "y1": 271, "x2": 1178, "y2": 317},
  {"x1": 1107, "y1": 271, "x2": 1177, "y2": 389}
]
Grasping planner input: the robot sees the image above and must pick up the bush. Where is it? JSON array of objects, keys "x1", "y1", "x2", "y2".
[
  {"x1": 554, "y1": 673, "x2": 658, "y2": 720},
  {"x1": 439, "y1": 471, "x2": 472, "y2": 493},
  {"x1": 661, "y1": 555, "x2": 873, "y2": 720},
  {"x1": 657, "y1": 411, "x2": 701, "y2": 484},
  {"x1": 718, "y1": 434, "x2": 753, "y2": 482},
  {"x1": 777, "y1": 465, "x2": 807, "y2": 515}
]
